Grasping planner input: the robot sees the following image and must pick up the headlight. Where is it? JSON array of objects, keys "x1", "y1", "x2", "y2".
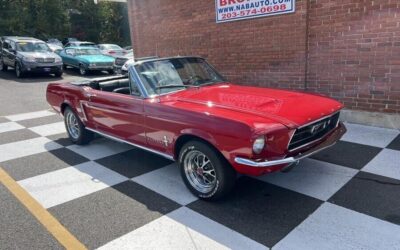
[
  {"x1": 54, "y1": 57, "x2": 62, "y2": 63},
  {"x1": 23, "y1": 56, "x2": 36, "y2": 62},
  {"x1": 252, "y1": 136, "x2": 265, "y2": 154}
]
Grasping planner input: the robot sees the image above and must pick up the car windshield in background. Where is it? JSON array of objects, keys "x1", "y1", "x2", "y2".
[
  {"x1": 76, "y1": 48, "x2": 102, "y2": 55},
  {"x1": 102, "y1": 44, "x2": 122, "y2": 50},
  {"x1": 136, "y1": 57, "x2": 225, "y2": 96},
  {"x1": 16, "y1": 42, "x2": 50, "y2": 52},
  {"x1": 80, "y1": 43, "x2": 95, "y2": 47}
]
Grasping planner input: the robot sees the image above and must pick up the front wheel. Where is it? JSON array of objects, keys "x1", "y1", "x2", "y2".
[
  {"x1": 15, "y1": 63, "x2": 24, "y2": 78},
  {"x1": 179, "y1": 141, "x2": 236, "y2": 200},
  {"x1": 64, "y1": 107, "x2": 93, "y2": 145},
  {"x1": 79, "y1": 65, "x2": 87, "y2": 75},
  {"x1": 54, "y1": 70, "x2": 63, "y2": 77}
]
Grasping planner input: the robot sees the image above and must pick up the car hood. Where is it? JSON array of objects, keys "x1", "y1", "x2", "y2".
[
  {"x1": 75, "y1": 55, "x2": 114, "y2": 63},
  {"x1": 19, "y1": 51, "x2": 60, "y2": 58},
  {"x1": 168, "y1": 83, "x2": 343, "y2": 128}
]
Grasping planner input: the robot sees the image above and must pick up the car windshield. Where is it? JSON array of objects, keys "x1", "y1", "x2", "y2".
[
  {"x1": 75, "y1": 48, "x2": 102, "y2": 55},
  {"x1": 80, "y1": 43, "x2": 95, "y2": 46},
  {"x1": 16, "y1": 42, "x2": 50, "y2": 52},
  {"x1": 135, "y1": 57, "x2": 225, "y2": 96},
  {"x1": 102, "y1": 44, "x2": 122, "y2": 50}
]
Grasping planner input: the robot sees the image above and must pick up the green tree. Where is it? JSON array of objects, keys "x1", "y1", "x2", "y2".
[{"x1": 0, "y1": 0, "x2": 130, "y2": 46}]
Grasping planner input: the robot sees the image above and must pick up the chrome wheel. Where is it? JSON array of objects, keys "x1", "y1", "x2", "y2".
[
  {"x1": 183, "y1": 150, "x2": 217, "y2": 193},
  {"x1": 66, "y1": 111, "x2": 80, "y2": 140}
]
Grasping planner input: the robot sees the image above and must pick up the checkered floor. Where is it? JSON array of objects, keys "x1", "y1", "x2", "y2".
[{"x1": 1, "y1": 110, "x2": 400, "y2": 249}]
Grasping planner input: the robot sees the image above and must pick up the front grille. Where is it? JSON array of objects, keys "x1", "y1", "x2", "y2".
[
  {"x1": 115, "y1": 58, "x2": 128, "y2": 66},
  {"x1": 35, "y1": 58, "x2": 55, "y2": 63},
  {"x1": 93, "y1": 62, "x2": 113, "y2": 66},
  {"x1": 288, "y1": 112, "x2": 340, "y2": 151}
]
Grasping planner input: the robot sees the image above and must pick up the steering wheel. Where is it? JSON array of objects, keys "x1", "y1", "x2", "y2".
[
  {"x1": 157, "y1": 79, "x2": 169, "y2": 86},
  {"x1": 187, "y1": 75, "x2": 203, "y2": 85}
]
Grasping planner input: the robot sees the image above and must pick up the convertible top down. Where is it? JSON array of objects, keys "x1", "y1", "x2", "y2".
[{"x1": 47, "y1": 56, "x2": 346, "y2": 200}]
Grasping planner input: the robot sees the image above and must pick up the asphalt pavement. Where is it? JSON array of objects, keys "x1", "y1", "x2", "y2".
[{"x1": 0, "y1": 67, "x2": 110, "y2": 116}]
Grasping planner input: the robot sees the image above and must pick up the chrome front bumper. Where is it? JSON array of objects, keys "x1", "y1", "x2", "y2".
[{"x1": 234, "y1": 122, "x2": 347, "y2": 168}]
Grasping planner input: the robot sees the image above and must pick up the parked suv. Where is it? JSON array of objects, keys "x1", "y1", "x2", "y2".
[{"x1": 0, "y1": 36, "x2": 63, "y2": 78}]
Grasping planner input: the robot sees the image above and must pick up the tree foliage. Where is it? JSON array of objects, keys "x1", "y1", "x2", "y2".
[{"x1": 0, "y1": 0, "x2": 131, "y2": 46}]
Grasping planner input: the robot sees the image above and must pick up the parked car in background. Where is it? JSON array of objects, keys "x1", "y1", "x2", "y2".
[
  {"x1": 62, "y1": 37, "x2": 78, "y2": 46},
  {"x1": 0, "y1": 36, "x2": 63, "y2": 77},
  {"x1": 47, "y1": 38, "x2": 63, "y2": 47},
  {"x1": 59, "y1": 46, "x2": 115, "y2": 75},
  {"x1": 120, "y1": 58, "x2": 134, "y2": 75},
  {"x1": 97, "y1": 44, "x2": 125, "y2": 57},
  {"x1": 65, "y1": 41, "x2": 96, "y2": 48},
  {"x1": 46, "y1": 56, "x2": 346, "y2": 200},
  {"x1": 113, "y1": 50, "x2": 133, "y2": 74},
  {"x1": 47, "y1": 43, "x2": 63, "y2": 54},
  {"x1": 123, "y1": 46, "x2": 133, "y2": 54}
]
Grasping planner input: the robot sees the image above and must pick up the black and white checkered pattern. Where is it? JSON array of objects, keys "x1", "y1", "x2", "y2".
[{"x1": 1, "y1": 110, "x2": 400, "y2": 249}]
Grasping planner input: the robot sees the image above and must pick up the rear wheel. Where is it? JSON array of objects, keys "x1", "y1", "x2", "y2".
[
  {"x1": 179, "y1": 141, "x2": 236, "y2": 200},
  {"x1": 64, "y1": 107, "x2": 93, "y2": 145},
  {"x1": 0, "y1": 58, "x2": 7, "y2": 71}
]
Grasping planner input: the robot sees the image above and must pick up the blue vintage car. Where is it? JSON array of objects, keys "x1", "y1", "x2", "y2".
[{"x1": 59, "y1": 46, "x2": 115, "y2": 75}]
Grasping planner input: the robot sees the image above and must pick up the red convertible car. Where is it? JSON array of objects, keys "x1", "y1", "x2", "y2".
[{"x1": 47, "y1": 56, "x2": 346, "y2": 200}]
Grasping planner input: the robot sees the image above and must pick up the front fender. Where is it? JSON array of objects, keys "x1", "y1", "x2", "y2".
[{"x1": 179, "y1": 128, "x2": 218, "y2": 146}]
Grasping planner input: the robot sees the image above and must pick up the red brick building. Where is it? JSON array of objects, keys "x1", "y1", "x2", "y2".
[{"x1": 127, "y1": 0, "x2": 400, "y2": 126}]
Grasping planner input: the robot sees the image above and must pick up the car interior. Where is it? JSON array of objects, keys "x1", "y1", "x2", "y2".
[{"x1": 89, "y1": 78, "x2": 141, "y2": 96}]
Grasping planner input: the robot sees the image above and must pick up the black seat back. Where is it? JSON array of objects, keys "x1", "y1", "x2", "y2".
[{"x1": 98, "y1": 79, "x2": 130, "y2": 92}]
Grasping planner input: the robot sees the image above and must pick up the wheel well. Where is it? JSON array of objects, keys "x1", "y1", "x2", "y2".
[
  {"x1": 60, "y1": 103, "x2": 70, "y2": 114},
  {"x1": 174, "y1": 134, "x2": 225, "y2": 161}
]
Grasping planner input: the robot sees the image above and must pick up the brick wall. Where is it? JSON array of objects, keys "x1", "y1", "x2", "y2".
[{"x1": 127, "y1": 0, "x2": 400, "y2": 114}]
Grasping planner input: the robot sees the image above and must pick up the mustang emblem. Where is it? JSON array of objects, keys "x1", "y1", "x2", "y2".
[{"x1": 310, "y1": 121, "x2": 327, "y2": 134}]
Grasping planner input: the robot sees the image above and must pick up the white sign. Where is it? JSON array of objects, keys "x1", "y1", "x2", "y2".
[{"x1": 216, "y1": 0, "x2": 295, "y2": 23}]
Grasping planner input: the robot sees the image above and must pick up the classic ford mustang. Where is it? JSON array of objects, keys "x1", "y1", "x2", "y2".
[{"x1": 47, "y1": 56, "x2": 346, "y2": 200}]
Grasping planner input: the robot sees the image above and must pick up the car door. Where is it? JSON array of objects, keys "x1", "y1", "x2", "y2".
[
  {"x1": 83, "y1": 76, "x2": 147, "y2": 145},
  {"x1": 2, "y1": 41, "x2": 11, "y2": 66},
  {"x1": 7, "y1": 41, "x2": 17, "y2": 66},
  {"x1": 62, "y1": 49, "x2": 77, "y2": 67}
]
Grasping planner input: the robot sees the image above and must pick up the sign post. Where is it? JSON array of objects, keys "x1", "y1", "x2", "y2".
[{"x1": 215, "y1": 0, "x2": 295, "y2": 23}]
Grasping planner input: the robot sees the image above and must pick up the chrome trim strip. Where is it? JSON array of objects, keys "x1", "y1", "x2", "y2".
[
  {"x1": 85, "y1": 127, "x2": 175, "y2": 161},
  {"x1": 288, "y1": 133, "x2": 332, "y2": 152},
  {"x1": 297, "y1": 111, "x2": 340, "y2": 129},
  {"x1": 235, "y1": 141, "x2": 337, "y2": 168}
]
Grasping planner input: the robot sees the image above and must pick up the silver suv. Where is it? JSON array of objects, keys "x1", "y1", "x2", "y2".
[{"x1": 0, "y1": 36, "x2": 63, "y2": 78}]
